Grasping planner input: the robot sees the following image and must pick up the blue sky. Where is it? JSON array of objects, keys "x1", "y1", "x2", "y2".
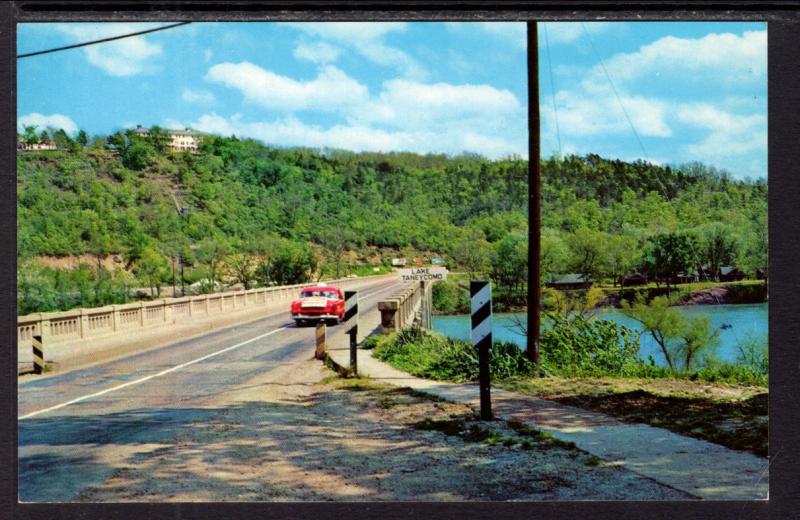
[{"x1": 18, "y1": 21, "x2": 766, "y2": 178}]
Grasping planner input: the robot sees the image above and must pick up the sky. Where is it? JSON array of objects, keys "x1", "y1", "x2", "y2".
[{"x1": 18, "y1": 21, "x2": 766, "y2": 178}]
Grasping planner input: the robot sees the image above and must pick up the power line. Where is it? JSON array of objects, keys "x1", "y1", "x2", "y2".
[
  {"x1": 17, "y1": 22, "x2": 192, "y2": 59},
  {"x1": 580, "y1": 22, "x2": 650, "y2": 163},
  {"x1": 542, "y1": 23, "x2": 562, "y2": 156},
  {"x1": 579, "y1": 23, "x2": 719, "y2": 297}
]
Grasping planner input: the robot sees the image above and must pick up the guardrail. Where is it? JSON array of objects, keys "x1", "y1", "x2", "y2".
[
  {"x1": 377, "y1": 282, "x2": 432, "y2": 333},
  {"x1": 17, "y1": 277, "x2": 379, "y2": 349}
]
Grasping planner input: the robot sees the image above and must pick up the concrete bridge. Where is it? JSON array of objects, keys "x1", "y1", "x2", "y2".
[{"x1": 17, "y1": 273, "x2": 417, "y2": 499}]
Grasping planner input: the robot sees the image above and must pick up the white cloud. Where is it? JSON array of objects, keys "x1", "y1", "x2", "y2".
[
  {"x1": 18, "y1": 112, "x2": 78, "y2": 134},
  {"x1": 293, "y1": 41, "x2": 342, "y2": 64},
  {"x1": 545, "y1": 90, "x2": 671, "y2": 138},
  {"x1": 540, "y1": 28, "x2": 766, "y2": 178},
  {"x1": 205, "y1": 62, "x2": 368, "y2": 112},
  {"x1": 181, "y1": 88, "x2": 215, "y2": 103},
  {"x1": 203, "y1": 60, "x2": 526, "y2": 157},
  {"x1": 540, "y1": 22, "x2": 612, "y2": 45},
  {"x1": 286, "y1": 22, "x2": 425, "y2": 79},
  {"x1": 53, "y1": 23, "x2": 164, "y2": 76},
  {"x1": 351, "y1": 79, "x2": 522, "y2": 132},
  {"x1": 184, "y1": 112, "x2": 525, "y2": 159},
  {"x1": 590, "y1": 30, "x2": 767, "y2": 87},
  {"x1": 676, "y1": 103, "x2": 767, "y2": 160}
]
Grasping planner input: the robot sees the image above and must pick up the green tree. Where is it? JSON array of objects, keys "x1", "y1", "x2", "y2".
[
  {"x1": 540, "y1": 229, "x2": 569, "y2": 282},
  {"x1": 123, "y1": 141, "x2": 155, "y2": 171},
  {"x1": 490, "y1": 232, "x2": 528, "y2": 303},
  {"x1": 22, "y1": 125, "x2": 39, "y2": 145},
  {"x1": 604, "y1": 234, "x2": 641, "y2": 286},
  {"x1": 147, "y1": 126, "x2": 172, "y2": 153},
  {"x1": 642, "y1": 233, "x2": 696, "y2": 291},
  {"x1": 270, "y1": 241, "x2": 318, "y2": 285},
  {"x1": 621, "y1": 295, "x2": 719, "y2": 374},
  {"x1": 76, "y1": 130, "x2": 89, "y2": 146},
  {"x1": 451, "y1": 228, "x2": 493, "y2": 277},
  {"x1": 698, "y1": 223, "x2": 737, "y2": 280},
  {"x1": 196, "y1": 237, "x2": 231, "y2": 292},
  {"x1": 566, "y1": 228, "x2": 608, "y2": 282},
  {"x1": 134, "y1": 245, "x2": 168, "y2": 297}
]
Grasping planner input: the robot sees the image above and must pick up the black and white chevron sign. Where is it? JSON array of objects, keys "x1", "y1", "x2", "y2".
[
  {"x1": 470, "y1": 281, "x2": 492, "y2": 350},
  {"x1": 344, "y1": 290, "x2": 358, "y2": 334},
  {"x1": 470, "y1": 280, "x2": 493, "y2": 420}
]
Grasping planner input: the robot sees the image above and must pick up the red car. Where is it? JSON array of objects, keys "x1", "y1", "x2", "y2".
[{"x1": 290, "y1": 285, "x2": 345, "y2": 326}]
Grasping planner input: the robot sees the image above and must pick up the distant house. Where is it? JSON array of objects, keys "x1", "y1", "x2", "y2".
[
  {"x1": 391, "y1": 258, "x2": 407, "y2": 267},
  {"x1": 545, "y1": 274, "x2": 593, "y2": 291},
  {"x1": 673, "y1": 271, "x2": 700, "y2": 284},
  {"x1": 132, "y1": 125, "x2": 203, "y2": 153},
  {"x1": 719, "y1": 266, "x2": 747, "y2": 282},
  {"x1": 621, "y1": 273, "x2": 648, "y2": 287},
  {"x1": 17, "y1": 140, "x2": 57, "y2": 151},
  {"x1": 168, "y1": 128, "x2": 202, "y2": 153}
]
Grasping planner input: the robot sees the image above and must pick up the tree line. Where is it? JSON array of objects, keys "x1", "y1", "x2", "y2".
[{"x1": 17, "y1": 126, "x2": 766, "y2": 314}]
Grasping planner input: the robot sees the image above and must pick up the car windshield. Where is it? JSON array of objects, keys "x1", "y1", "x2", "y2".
[{"x1": 300, "y1": 290, "x2": 338, "y2": 299}]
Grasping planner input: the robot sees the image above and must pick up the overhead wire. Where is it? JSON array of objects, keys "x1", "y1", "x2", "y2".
[
  {"x1": 542, "y1": 22, "x2": 562, "y2": 156},
  {"x1": 579, "y1": 22, "x2": 719, "y2": 298},
  {"x1": 17, "y1": 22, "x2": 192, "y2": 59}
]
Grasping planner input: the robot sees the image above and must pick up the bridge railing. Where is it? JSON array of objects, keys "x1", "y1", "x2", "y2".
[
  {"x1": 17, "y1": 276, "x2": 381, "y2": 348},
  {"x1": 377, "y1": 282, "x2": 432, "y2": 333}
]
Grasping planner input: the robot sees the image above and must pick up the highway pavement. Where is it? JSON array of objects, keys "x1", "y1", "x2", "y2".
[{"x1": 18, "y1": 275, "x2": 403, "y2": 502}]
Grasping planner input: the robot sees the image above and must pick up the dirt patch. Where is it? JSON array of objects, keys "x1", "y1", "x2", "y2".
[
  {"x1": 501, "y1": 377, "x2": 767, "y2": 456},
  {"x1": 76, "y1": 362, "x2": 691, "y2": 501},
  {"x1": 35, "y1": 254, "x2": 128, "y2": 272}
]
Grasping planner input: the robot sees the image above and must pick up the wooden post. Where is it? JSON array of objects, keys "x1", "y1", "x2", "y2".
[
  {"x1": 315, "y1": 322, "x2": 327, "y2": 360},
  {"x1": 527, "y1": 21, "x2": 542, "y2": 369}
]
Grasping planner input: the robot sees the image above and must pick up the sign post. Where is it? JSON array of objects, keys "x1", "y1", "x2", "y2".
[
  {"x1": 344, "y1": 290, "x2": 358, "y2": 376},
  {"x1": 470, "y1": 281, "x2": 492, "y2": 420}
]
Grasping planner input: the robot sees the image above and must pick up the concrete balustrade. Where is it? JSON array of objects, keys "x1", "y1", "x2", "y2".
[
  {"x1": 378, "y1": 283, "x2": 428, "y2": 333},
  {"x1": 17, "y1": 276, "x2": 389, "y2": 372}
]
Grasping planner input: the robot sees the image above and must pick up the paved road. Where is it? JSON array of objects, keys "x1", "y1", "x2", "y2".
[{"x1": 18, "y1": 276, "x2": 403, "y2": 502}]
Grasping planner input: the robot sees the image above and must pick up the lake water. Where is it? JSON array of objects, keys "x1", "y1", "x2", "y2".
[{"x1": 432, "y1": 303, "x2": 768, "y2": 366}]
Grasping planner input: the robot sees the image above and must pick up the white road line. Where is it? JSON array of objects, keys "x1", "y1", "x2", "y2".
[
  {"x1": 19, "y1": 280, "x2": 402, "y2": 420},
  {"x1": 19, "y1": 326, "x2": 290, "y2": 421}
]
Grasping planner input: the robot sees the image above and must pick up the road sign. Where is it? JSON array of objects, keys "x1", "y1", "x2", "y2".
[
  {"x1": 344, "y1": 290, "x2": 358, "y2": 334},
  {"x1": 470, "y1": 281, "x2": 492, "y2": 420},
  {"x1": 399, "y1": 267, "x2": 448, "y2": 282},
  {"x1": 344, "y1": 290, "x2": 358, "y2": 375}
]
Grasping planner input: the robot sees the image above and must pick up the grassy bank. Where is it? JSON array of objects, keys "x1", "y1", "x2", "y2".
[
  {"x1": 499, "y1": 377, "x2": 767, "y2": 457},
  {"x1": 366, "y1": 328, "x2": 767, "y2": 456}
]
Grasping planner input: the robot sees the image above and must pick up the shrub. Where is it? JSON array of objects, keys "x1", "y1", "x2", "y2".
[
  {"x1": 373, "y1": 328, "x2": 534, "y2": 382},
  {"x1": 432, "y1": 280, "x2": 470, "y2": 314},
  {"x1": 540, "y1": 314, "x2": 642, "y2": 377}
]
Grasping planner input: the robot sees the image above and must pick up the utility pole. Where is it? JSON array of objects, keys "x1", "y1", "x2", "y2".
[{"x1": 527, "y1": 22, "x2": 542, "y2": 369}]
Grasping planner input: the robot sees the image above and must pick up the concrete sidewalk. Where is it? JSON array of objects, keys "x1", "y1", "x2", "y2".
[{"x1": 325, "y1": 337, "x2": 769, "y2": 501}]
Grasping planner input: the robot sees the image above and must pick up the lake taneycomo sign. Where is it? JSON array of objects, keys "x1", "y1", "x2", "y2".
[{"x1": 398, "y1": 267, "x2": 448, "y2": 282}]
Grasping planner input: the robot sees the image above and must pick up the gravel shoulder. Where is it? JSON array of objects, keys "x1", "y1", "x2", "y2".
[{"x1": 76, "y1": 359, "x2": 691, "y2": 501}]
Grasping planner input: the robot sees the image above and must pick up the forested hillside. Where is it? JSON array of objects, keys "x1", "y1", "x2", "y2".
[{"x1": 17, "y1": 128, "x2": 767, "y2": 314}]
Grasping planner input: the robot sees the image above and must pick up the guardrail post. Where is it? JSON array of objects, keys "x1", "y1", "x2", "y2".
[
  {"x1": 139, "y1": 301, "x2": 146, "y2": 327},
  {"x1": 111, "y1": 305, "x2": 120, "y2": 331},
  {"x1": 79, "y1": 309, "x2": 89, "y2": 338},
  {"x1": 315, "y1": 322, "x2": 327, "y2": 360},
  {"x1": 32, "y1": 335, "x2": 45, "y2": 375},
  {"x1": 378, "y1": 299, "x2": 399, "y2": 333}
]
